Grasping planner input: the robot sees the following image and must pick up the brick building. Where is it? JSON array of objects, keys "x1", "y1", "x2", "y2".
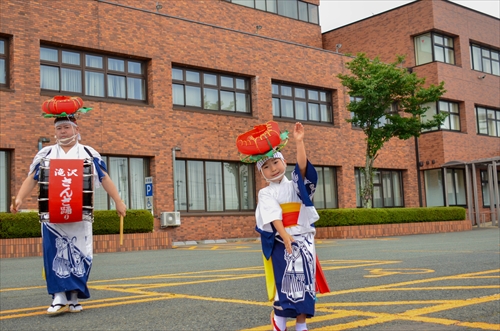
[
  {"x1": 323, "y1": 0, "x2": 500, "y2": 225},
  {"x1": 0, "y1": 0, "x2": 498, "y2": 243}
]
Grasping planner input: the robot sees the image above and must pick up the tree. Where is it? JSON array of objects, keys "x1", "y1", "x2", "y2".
[{"x1": 338, "y1": 53, "x2": 446, "y2": 208}]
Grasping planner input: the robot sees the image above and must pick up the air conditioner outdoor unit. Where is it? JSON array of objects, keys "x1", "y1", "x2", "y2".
[{"x1": 160, "y1": 212, "x2": 181, "y2": 227}]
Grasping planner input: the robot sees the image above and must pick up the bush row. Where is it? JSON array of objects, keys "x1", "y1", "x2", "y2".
[
  {"x1": 0, "y1": 210, "x2": 154, "y2": 239},
  {"x1": 315, "y1": 207, "x2": 466, "y2": 227}
]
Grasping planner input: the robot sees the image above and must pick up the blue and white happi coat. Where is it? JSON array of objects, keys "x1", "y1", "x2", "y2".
[
  {"x1": 29, "y1": 143, "x2": 106, "y2": 299},
  {"x1": 255, "y1": 161, "x2": 320, "y2": 318}
]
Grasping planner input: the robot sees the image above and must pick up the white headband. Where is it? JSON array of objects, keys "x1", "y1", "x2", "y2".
[
  {"x1": 256, "y1": 152, "x2": 284, "y2": 171},
  {"x1": 55, "y1": 120, "x2": 78, "y2": 128}
]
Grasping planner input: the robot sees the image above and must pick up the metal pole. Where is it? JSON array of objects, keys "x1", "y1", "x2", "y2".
[
  {"x1": 465, "y1": 164, "x2": 473, "y2": 224},
  {"x1": 471, "y1": 163, "x2": 480, "y2": 227},
  {"x1": 492, "y1": 161, "x2": 499, "y2": 226},
  {"x1": 172, "y1": 147, "x2": 181, "y2": 212}
]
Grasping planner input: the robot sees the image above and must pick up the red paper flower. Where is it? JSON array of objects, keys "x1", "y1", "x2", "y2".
[
  {"x1": 41, "y1": 96, "x2": 84, "y2": 116},
  {"x1": 236, "y1": 121, "x2": 284, "y2": 156}
]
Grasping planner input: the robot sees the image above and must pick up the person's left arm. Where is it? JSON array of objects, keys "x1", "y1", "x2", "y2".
[
  {"x1": 101, "y1": 172, "x2": 127, "y2": 217},
  {"x1": 294, "y1": 122, "x2": 307, "y2": 178}
]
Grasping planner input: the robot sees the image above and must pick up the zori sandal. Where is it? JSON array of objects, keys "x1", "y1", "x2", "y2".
[{"x1": 47, "y1": 303, "x2": 69, "y2": 315}]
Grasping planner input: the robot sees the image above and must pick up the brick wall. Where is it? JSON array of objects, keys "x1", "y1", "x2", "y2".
[
  {"x1": 315, "y1": 219, "x2": 472, "y2": 239},
  {"x1": 0, "y1": 231, "x2": 171, "y2": 259}
]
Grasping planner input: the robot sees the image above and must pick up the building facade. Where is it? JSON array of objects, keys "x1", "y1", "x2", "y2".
[
  {"x1": 0, "y1": 0, "x2": 498, "y2": 242},
  {"x1": 323, "y1": 0, "x2": 500, "y2": 225}
]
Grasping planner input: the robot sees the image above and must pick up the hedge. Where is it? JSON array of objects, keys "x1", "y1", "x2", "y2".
[
  {"x1": 0, "y1": 210, "x2": 154, "y2": 239},
  {"x1": 315, "y1": 207, "x2": 466, "y2": 227}
]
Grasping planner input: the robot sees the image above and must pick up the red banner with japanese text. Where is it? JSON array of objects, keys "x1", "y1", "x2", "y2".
[{"x1": 48, "y1": 159, "x2": 83, "y2": 223}]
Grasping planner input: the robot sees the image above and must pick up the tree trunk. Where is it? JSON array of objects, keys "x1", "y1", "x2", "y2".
[{"x1": 362, "y1": 150, "x2": 375, "y2": 208}]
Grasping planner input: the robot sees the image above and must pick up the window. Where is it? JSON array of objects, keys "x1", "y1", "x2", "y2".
[
  {"x1": 272, "y1": 82, "x2": 332, "y2": 123},
  {"x1": 355, "y1": 169, "x2": 404, "y2": 208},
  {"x1": 40, "y1": 46, "x2": 146, "y2": 101},
  {"x1": 446, "y1": 169, "x2": 466, "y2": 206},
  {"x1": 94, "y1": 156, "x2": 150, "y2": 210},
  {"x1": 414, "y1": 32, "x2": 455, "y2": 65},
  {"x1": 0, "y1": 37, "x2": 8, "y2": 88},
  {"x1": 226, "y1": 0, "x2": 319, "y2": 24},
  {"x1": 476, "y1": 106, "x2": 500, "y2": 137},
  {"x1": 175, "y1": 160, "x2": 255, "y2": 212},
  {"x1": 471, "y1": 44, "x2": 500, "y2": 76},
  {"x1": 424, "y1": 169, "x2": 444, "y2": 207},
  {"x1": 172, "y1": 67, "x2": 251, "y2": 114},
  {"x1": 286, "y1": 165, "x2": 338, "y2": 209},
  {"x1": 424, "y1": 168, "x2": 466, "y2": 207},
  {"x1": 481, "y1": 170, "x2": 500, "y2": 207},
  {"x1": 0, "y1": 151, "x2": 9, "y2": 212},
  {"x1": 422, "y1": 100, "x2": 460, "y2": 132}
]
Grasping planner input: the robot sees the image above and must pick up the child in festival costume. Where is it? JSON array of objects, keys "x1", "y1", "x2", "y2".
[
  {"x1": 11, "y1": 96, "x2": 126, "y2": 315},
  {"x1": 236, "y1": 121, "x2": 329, "y2": 331}
]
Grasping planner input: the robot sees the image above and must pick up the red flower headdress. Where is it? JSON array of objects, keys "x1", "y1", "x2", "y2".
[
  {"x1": 236, "y1": 121, "x2": 289, "y2": 163},
  {"x1": 41, "y1": 96, "x2": 92, "y2": 119}
]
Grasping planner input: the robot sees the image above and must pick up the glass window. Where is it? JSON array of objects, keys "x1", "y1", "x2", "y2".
[
  {"x1": 173, "y1": 67, "x2": 251, "y2": 114},
  {"x1": 175, "y1": 159, "x2": 255, "y2": 212},
  {"x1": 94, "y1": 156, "x2": 150, "y2": 210},
  {"x1": 422, "y1": 100, "x2": 460, "y2": 132},
  {"x1": 225, "y1": 0, "x2": 318, "y2": 24},
  {"x1": 415, "y1": 32, "x2": 455, "y2": 65},
  {"x1": 470, "y1": 44, "x2": 500, "y2": 76},
  {"x1": 481, "y1": 170, "x2": 500, "y2": 207},
  {"x1": 424, "y1": 169, "x2": 444, "y2": 207},
  {"x1": 272, "y1": 82, "x2": 333, "y2": 123},
  {"x1": 355, "y1": 168, "x2": 404, "y2": 208},
  {"x1": 40, "y1": 46, "x2": 147, "y2": 102},
  {"x1": 286, "y1": 165, "x2": 338, "y2": 209},
  {"x1": 0, "y1": 151, "x2": 9, "y2": 212},
  {"x1": 476, "y1": 106, "x2": 500, "y2": 137},
  {"x1": 446, "y1": 169, "x2": 466, "y2": 206},
  {"x1": 277, "y1": 0, "x2": 298, "y2": 19}
]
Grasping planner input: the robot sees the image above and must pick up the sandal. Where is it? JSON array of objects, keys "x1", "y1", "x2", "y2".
[
  {"x1": 69, "y1": 303, "x2": 83, "y2": 313},
  {"x1": 47, "y1": 303, "x2": 69, "y2": 315}
]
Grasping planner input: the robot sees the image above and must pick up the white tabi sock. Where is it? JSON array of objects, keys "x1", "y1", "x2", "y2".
[
  {"x1": 273, "y1": 314, "x2": 287, "y2": 331},
  {"x1": 52, "y1": 292, "x2": 67, "y2": 305},
  {"x1": 70, "y1": 291, "x2": 78, "y2": 304},
  {"x1": 295, "y1": 322, "x2": 307, "y2": 331}
]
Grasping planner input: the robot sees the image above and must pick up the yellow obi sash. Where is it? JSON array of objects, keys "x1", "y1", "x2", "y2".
[{"x1": 280, "y1": 202, "x2": 301, "y2": 227}]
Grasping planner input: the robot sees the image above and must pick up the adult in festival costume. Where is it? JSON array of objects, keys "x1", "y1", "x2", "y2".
[
  {"x1": 236, "y1": 121, "x2": 330, "y2": 331},
  {"x1": 10, "y1": 96, "x2": 127, "y2": 315}
]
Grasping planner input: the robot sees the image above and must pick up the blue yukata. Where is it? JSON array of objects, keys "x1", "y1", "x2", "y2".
[
  {"x1": 29, "y1": 143, "x2": 106, "y2": 300},
  {"x1": 256, "y1": 161, "x2": 320, "y2": 318}
]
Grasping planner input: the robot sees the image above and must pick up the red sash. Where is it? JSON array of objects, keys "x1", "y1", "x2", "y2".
[
  {"x1": 48, "y1": 159, "x2": 83, "y2": 223},
  {"x1": 280, "y1": 202, "x2": 301, "y2": 227}
]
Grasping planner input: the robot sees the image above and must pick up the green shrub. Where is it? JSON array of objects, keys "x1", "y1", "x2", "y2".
[
  {"x1": 316, "y1": 207, "x2": 466, "y2": 227},
  {"x1": 0, "y1": 210, "x2": 154, "y2": 239}
]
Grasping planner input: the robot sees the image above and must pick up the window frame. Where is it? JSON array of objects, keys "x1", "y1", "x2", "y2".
[
  {"x1": 225, "y1": 0, "x2": 319, "y2": 24},
  {"x1": 470, "y1": 43, "x2": 500, "y2": 76},
  {"x1": 355, "y1": 168, "x2": 405, "y2": 208},
  {"x1": 422, "y1": 100, "x2": 461, "y2": 132},
  {"x1": 94, "y1": 156, "x2": 150, "y2": 210},
  {"x1": 0, "y1": 36, "x2": 9, "y2": 88},
  {"x1": 414, "y1": 32, "x2": 455, "y2": 66},
  {"x1": 480, "y1": 169, "x2": 500, "y2": 207},
  {"x1": 172, "y1": 66, "x2": 252, "y2": 115},
  {"x1": 445, "y1": 168, "x2": 467, "y2": 207},
  {"x1": 285, "y1": 165, "x2": 338, "y2": 209},
  {"x1": 272, "y1": 81, "x2": 333, "y2": 124},
  {"x1": 0, "y1": 150, "x2": 10, "y2": 212},
  {"x1": 476, "y1": 106, "x2": 500, "y2": 137},
  {"x1": 175, "y1": 159, "x2": 256, "y2": 213},
  {"x1": 40, "y1": 45, "x2": 148, "y2": 103}
]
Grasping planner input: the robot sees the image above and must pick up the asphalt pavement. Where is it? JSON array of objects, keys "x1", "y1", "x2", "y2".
[{"x1": 1, "y1": 225, "x2": 499, "y2": 331}]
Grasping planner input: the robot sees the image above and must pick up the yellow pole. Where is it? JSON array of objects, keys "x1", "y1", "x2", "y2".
[{"x1": 120, "y1": 215, "x2": 124, "y2": 246}]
